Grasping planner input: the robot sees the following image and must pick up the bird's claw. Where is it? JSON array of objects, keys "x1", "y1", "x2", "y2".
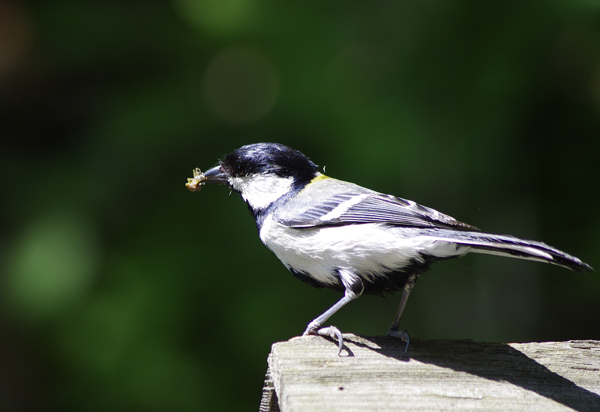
[
  {"x1": 387, "y1": 328, "x2": 410, "y2": 356},
  {"x1": 317, "y1": 326, "x2": 344, "y2": 356},
  {"x1": 303, "y1": 323, "x2": 344, "y2": 356}
]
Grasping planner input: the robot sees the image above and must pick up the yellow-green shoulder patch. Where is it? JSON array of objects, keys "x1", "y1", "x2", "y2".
[{"x1": 310, "y1": 173, "x2": 330, "y2": 183}]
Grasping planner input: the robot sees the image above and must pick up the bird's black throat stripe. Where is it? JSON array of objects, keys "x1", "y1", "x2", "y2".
[{"x1": 249, "y1": 178, "x2": 309, "y2": 231}]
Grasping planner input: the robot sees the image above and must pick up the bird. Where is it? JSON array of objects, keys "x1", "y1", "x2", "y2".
[{"x1": 186, "y1": 142, "x2": 593, "y2": 355}]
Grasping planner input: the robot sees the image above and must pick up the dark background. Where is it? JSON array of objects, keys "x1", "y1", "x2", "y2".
[{"x1": 1, "y1": 1, "x2": 599, "y2": 410}]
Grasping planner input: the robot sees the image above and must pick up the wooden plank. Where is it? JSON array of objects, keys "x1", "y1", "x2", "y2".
[
  {"x1": 259, "y1": 366, "x2": 279, "y2": 412},
  {"x1": 260, "y1": 335, "x2": 600, "y2": 412}
]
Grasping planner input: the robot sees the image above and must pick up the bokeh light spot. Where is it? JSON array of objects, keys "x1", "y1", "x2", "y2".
[
  {"x1": 5, "y1": 211, "x2": 100, "y2": 319},
  {"x1": 0, "y1": 1, "x2": 33, "y2": 79},
  {"x1": 174, "y1": 0, "x2": 259, "y2": 36},
  {"x1": 202, "y1": 46, "x2": 279, "y2": 124}
]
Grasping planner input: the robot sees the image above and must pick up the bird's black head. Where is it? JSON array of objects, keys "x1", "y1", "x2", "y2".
[
  {"x1": 198, "y1": 143, "x2": 319, "y2": 217},
  {"x1": 220, "y1": 142, "x2": 319, "y2": 187}
]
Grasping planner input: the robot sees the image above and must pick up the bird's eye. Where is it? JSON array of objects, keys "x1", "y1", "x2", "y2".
[{"x1": 234, "y1": 164, "x2": 246, "y2": 176}]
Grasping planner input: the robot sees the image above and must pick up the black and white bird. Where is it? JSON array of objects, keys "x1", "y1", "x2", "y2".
[{"x1": 187, "y1": 142, "x2": 593, "y2": 354}]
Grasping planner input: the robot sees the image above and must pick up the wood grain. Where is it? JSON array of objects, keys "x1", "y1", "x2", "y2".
[{"x1": 260, "y1": 335, "x2": 600, "y2": 412}]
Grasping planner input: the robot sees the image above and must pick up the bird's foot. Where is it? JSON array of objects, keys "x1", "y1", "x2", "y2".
[
  {"x1": 303, "y1": 322, "x2": 344, "y2": 356},
  {"x1": 387, "y1": 328, "x2": 410, "y2": 356}
]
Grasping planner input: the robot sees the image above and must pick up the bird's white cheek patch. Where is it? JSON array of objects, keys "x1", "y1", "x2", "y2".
[{"x1": 232, "y1": 175, "x2": 294, "y2": 211}]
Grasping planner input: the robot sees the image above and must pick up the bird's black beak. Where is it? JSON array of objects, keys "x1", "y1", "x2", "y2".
[
  {"x1": 201, "y1": 165, "x2": 229, "y2": 184},
  {"x1": 185, "y1": 165, "x2": 228, "y2": 192}
]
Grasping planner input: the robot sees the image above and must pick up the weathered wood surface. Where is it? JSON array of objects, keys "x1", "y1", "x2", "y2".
[{"x1": 259, "y1": 335, "x2": 600, "y2": 412}]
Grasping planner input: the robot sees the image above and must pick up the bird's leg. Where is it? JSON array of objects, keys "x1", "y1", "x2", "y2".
[
  {"x1": 303, "y1": 270, "x2": 363, "y2": 355},
  {"x1": 387, "y1": 273, "x2": 416, "y2": 355}
]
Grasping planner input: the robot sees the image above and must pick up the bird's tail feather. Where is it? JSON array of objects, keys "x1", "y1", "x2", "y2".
[{"x1": 433, "y1": 231, "x2": 593, "y2": 273}]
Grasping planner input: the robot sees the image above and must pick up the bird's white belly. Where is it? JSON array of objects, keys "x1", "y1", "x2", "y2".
[{"x1": 259, "y1": 215, "x2": 465, "y2": 287}]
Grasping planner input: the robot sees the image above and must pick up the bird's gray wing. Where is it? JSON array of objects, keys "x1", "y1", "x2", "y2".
[{"x1": 276, "y1": 191, "x2": 478, "y2": 231}]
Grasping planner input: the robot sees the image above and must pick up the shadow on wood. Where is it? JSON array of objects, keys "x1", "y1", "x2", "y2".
[{"x1": 260, "y1": 335, "x2": 600, "y2": 412}]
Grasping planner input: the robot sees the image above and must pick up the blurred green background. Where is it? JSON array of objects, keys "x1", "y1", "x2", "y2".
[{"x1": 1, "y1": 0, "x2": 600, "y2": 410}]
